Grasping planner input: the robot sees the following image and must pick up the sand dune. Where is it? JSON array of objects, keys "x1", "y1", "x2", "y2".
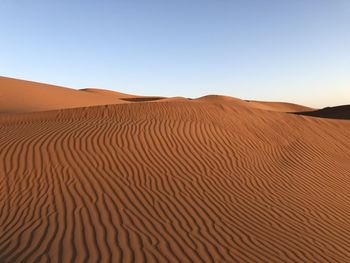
[
  {"x1": 245, "y1": 100, "x2": 314, "y2": 113},
  {"x1": 196, "y1": 95, "x2": 314, "y2": 113},
  {"x1": 1, "y1": 78, "x2": 350, "y2": 262},
  {"x1": 0, "y1": 77, "x2": 145, "y2": 113}
]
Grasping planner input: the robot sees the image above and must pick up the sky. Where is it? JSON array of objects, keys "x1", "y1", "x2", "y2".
[{"x1": 0, "y1": 0, "x2": 349, "y2": 107}]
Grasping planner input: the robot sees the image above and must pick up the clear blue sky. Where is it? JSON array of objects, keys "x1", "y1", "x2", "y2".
[{"x1": 0, "y1": 0, "x2": 349, "y2": 107}]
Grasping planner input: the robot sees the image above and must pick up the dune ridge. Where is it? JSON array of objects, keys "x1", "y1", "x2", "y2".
[
  {"x1": 0, "y1": 77, "x2": 314, "y2": 114},
  {"x1": 1, "y1": 78, "x2": 350, "y2": 262},
  {"x1": 0, "y1": 77, "x2": 137, "y2": 113}
]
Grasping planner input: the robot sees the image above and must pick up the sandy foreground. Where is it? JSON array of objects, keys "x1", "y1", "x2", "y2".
[{"x1": 1, "y1": 76, "x2": 350, "y2": 262}]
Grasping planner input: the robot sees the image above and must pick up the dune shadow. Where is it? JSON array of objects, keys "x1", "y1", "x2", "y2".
[
  {"x1": 294, "y1": 105, "x2": 350, "y2": 120},
  {"x1": 120, "y1": 97, "x2": 163, "y2": 102}
]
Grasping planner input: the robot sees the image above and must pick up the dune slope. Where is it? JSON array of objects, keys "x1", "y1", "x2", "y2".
[
  {"x1": 245, "y1": 100, "x2": 314, "y2": 112},
  {"x1": 1, "y1": 94, "x2": 350, "y2": 262},
  {"x1": 0, "y1": 77, "x2": 138, "y2": 113}
]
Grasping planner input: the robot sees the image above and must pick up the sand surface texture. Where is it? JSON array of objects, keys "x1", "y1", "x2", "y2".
[{"x1": 1, "y1": 78, "x2": 350, "y2": 262}]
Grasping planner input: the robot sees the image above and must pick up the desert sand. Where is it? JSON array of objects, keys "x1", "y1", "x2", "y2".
[{"x1": 1, "y1": 77, "x2": 350, "y2": 262}]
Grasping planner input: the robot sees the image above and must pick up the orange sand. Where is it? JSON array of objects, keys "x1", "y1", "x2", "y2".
[{"x1": 1, "y1": 77, "x2": 350, "y2": 262}]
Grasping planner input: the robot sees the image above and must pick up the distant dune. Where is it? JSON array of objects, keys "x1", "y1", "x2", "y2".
[
  {"x1": 1, "y1": 77, "x2": 350, "y2": 262},
  {"x1": 245, "y1": 100, "x2": 315, "y2": 113}
]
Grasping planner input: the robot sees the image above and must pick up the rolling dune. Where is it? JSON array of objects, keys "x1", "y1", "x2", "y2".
[
  {"x1": 0, "y1": 77, "x2": 140, "y2": 113},
  {"x1": 1, "y1": 78, "x2": 350, "y2": 262},
  {"x1": 244, "y1": 100, "x2": 314, "y2": 113}
]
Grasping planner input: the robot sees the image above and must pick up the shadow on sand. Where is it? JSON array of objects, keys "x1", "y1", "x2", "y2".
[{"x1": 294, "y1": 105, "x2": 350, "y2": 120}]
